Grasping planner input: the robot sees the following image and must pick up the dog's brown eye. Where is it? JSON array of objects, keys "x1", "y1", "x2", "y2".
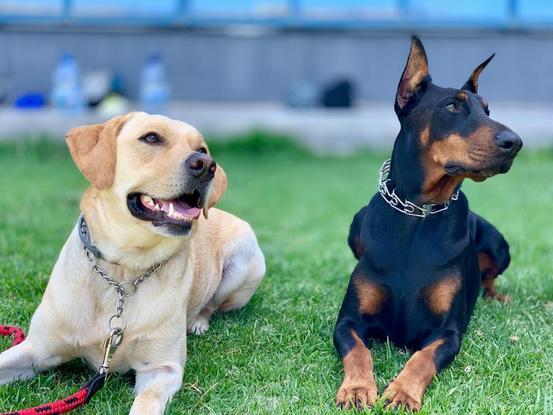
[
  {"x1": 445, "y1": 103, "x2": 458, "y2": 112},
  {"x1": 197, "y1": 147, "x2": 208, "y2": 154},
  {"x1": 140, "y1": 133, "x2": 162, "y2": 145}
]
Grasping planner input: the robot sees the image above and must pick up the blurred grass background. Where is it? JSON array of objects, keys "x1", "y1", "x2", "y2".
[{"x1": 0, "y1": 136, "x2": 552, "y2": 414}]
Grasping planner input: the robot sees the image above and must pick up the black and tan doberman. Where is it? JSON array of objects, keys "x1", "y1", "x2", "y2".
[{"x1": 334, "y1": 36, "x2": 522, "y2": 411}]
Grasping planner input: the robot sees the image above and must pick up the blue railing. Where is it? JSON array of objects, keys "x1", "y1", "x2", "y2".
[{"x1": 0, "y1": 0, "x2": 552, "y2": 30}]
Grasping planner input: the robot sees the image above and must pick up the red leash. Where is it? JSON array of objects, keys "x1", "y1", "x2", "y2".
[{"x1": 0, "y1": 325, "x2": 106, "y2": 415}]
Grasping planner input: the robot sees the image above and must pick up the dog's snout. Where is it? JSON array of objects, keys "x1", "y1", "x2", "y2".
[
  {"x1": 495, "y1": 130, "x2": 523, "y2": 154},
  {"x1": 185, "y1": 153, "x2": 217, "y2": 178}
]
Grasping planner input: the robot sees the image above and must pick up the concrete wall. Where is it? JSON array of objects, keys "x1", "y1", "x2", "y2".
[{"x1": 0, "y1": 28, "x2": 552, "y2": 104}]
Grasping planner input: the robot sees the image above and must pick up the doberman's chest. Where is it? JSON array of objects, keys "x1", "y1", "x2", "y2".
[
  {"x1": 354, "y1": 264, "x2": 467, "y2": 347},
  {"x1": 354, "y1": 204, "x2": 480, "y2": 347}
]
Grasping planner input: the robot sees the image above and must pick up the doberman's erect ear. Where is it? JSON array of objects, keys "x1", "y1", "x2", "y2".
[
  {"x1": 395, "y1": 35, "x2": 431, "y2": 115},
  {"x1": 462, "y1": 54, "x2": 495, "y2": 94}
]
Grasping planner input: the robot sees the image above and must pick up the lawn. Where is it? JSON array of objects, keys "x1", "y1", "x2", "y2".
[{"x1": 0, "y1": 136, "x2": 552, "y2": 415}]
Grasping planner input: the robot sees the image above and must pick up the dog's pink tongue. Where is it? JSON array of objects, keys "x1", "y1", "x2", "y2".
[
  {"x1": 158, "y1": 199, "x2": 200, "y2": 219},
  {"x1": 175, "y1": 199, "x2": 201, "y2": 218}
]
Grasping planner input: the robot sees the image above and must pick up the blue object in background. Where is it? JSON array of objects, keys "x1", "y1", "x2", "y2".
[
  {"x1": 0, "y1": 0, "x2": 63, "y2": 16},
  {"x1": 13, "y1": 92, "x2": 46, "y2": 109},
  {"x1": 409, "y1": 0, "x2": 509, "y2": 21},
  {"x1": 72, "y1": 0, "x2": 178, "y2": 17},
  {"x1": 50, "y1": 53, "x2": 85, "y2": 113},
  {"x1": 190, "y1": 0, "x2": 289, "y2": 16},
  {"x1": 300, "y1": 0, "x2": 399, "y2": 19},
  {"x1": 0, "y1": 0, "x2": 549, "y2": 29},
  {"x1": 140, "y1": 54, "x2": 170, "y2": 114},
  {"x1": 519, "y1": 0, "x2": 553, "y2": 21}
]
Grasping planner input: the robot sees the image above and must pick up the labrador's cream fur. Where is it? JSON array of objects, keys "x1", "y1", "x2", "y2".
[{"x1": 0, "y1": 112, "x2": 266, "y2": 414}]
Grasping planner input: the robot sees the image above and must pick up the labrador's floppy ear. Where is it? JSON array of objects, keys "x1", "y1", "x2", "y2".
[
  {"x1": 66, "y1": 114, "x2": 129, "y2": 190},
  {"x1": 395, "y1": 35, "x2": 431, "y2": 116},
  {"x1": 202, "y1": 165, "x2": 228, "y2": 219},
  {"x1": 462, "y1": 54, "x2": 495, "y2": 94}
]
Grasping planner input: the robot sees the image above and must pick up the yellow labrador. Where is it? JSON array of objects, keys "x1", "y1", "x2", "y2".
[{"x1": 0, "y1": 112, "x2": 266, "y2": 414}]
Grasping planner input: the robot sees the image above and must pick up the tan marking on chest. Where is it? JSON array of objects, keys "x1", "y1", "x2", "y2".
[
  {"x1": 423, "y1": 274, "x2": 461, "y2": 315},
  {"x1": 354, "y1": 278, "x2": 387, "y2": 315}
]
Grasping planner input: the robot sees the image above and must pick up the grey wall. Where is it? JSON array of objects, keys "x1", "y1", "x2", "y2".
[{"x1": 0, "y1": 28, "x2": 552, "y2": 104}]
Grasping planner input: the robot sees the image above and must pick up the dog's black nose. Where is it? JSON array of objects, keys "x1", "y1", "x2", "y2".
[
  {"x1": 185, "y1": 153, "x2": 217, "y2": 178},
  {"x1": 495, "y1": 130, "x2": 523, "y2": 154}
]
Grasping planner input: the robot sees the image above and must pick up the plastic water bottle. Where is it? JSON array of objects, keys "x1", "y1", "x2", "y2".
[
  {"x1": 50, "y1": 53, "x2": 85, "y2": 113},
  {"x1": 139, "y1": 54, "x2": 170, "y2": 114}
]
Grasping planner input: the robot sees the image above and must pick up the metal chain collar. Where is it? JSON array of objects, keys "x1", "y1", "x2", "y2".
[
  {"x1": 378, "y1": 159, "x2": 459, "y2": 218},
  {"x1": 83, "y1": 246, "x2": 166, "y2": 374}
]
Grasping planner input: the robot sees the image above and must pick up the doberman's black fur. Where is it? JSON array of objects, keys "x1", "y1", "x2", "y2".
[
  {"x1": 334, "y1": 36, "x2": 522, "y2": 412},
  {"x1": 349, "y1": 208, "x2": 511, "y2": 301}
]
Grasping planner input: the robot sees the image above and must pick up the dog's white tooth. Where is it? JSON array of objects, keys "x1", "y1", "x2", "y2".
[
  {"x1": 143, "y1": 196, "x2": 155, "y2": 208},
  {"x1": 169, "y1": 203, "x2": 175, "y2": 216}
]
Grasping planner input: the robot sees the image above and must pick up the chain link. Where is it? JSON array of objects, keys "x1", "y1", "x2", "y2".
[
  {"x1": 378, "y1": 159, "x2": 459, "y2": 218},
  {"x1": 83, "y1": 246, "x2": 166, "y2": 374}
]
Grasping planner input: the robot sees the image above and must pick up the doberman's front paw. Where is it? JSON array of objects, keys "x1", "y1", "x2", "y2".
[
  {"x1": 484, "y1": 291, "x2": 511, "y2": 303},
  {"x1": 336, "y1": 380, "x2": 378, "y2": 410},
  {"x1": 382, "y1": 382, "x2": 421, "y2": 412}
]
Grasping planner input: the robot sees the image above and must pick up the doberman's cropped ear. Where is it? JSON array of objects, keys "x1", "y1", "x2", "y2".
[
  {"x1": 462, "y1": 54, "x2": 495, "y2": 94},
  {"x1": 202, "y1": 164, "x2": 228, "y2": 219},
  {"x1": 395, "y1": 35, "x2": 431, "y2": 115},
  {"x1": 66, "y1": 114, "x2": 130, "y2": 190}
]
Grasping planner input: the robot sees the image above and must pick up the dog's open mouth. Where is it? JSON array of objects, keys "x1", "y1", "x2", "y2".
[{"x1": 127, "y1": 191, "x2": 203, "y2": 225}]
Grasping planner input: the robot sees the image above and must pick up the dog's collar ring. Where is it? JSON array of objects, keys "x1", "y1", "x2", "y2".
[
  {"x1": 108, "y1": 315, "x2": 127, "y2": 333},
  {"x1": 378, "y1": 159, "x2": 459, "y2": 218}
]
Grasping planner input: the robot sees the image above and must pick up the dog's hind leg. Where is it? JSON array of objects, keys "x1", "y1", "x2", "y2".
[
  {"x1": 0, "y1": 340, "x2": 63, "y2": 385},
  {"x1": 188, "y1": 229, "x2": 265, "y2": 336},
  {"x1": 470, "y1": 212, "x2": 512, "y2": 303},
  {"x1": 217, "y1": 242, "x2": 265, "y2": 313},
  {"x1": 479, "y1": 253, "x2": 511, "y2": 303}
]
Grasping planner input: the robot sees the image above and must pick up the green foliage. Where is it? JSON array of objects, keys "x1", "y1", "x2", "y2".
[
  {"x1": 208, "y1": 130, "x2": 311, "y2": 157},
  {"x1": 0, "y1": 140, "x2": 551, "y2": 414}
]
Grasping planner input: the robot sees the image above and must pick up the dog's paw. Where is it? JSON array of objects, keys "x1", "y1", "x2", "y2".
[
  {"x1": 382, "y1": 382, "x2": 421, "y2": 412},
  {"x1": 336, "y1": 381, "x2": 378, "y2": 410},
  {"x1": 130, "y1": 391, "x2": 164, "y2": 415},
  {"x1": 187, "y1": 316, "x2": 210, "y2": 335},
  {"x1": 484, "y1": 291, "x2": 511, "y2": 303}
]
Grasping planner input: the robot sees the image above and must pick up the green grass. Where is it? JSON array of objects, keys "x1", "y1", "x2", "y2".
[{"x1": 0, "y1": 137, "x2": 552, "y2": 414}]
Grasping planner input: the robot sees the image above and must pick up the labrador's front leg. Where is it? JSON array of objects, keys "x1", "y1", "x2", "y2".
[
  {"x1": 130, "y1": 362, "x2": 183, "y2": 415},
  {"x1": 0, "y1": 339, "x2": 66, "y2": 385}
]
